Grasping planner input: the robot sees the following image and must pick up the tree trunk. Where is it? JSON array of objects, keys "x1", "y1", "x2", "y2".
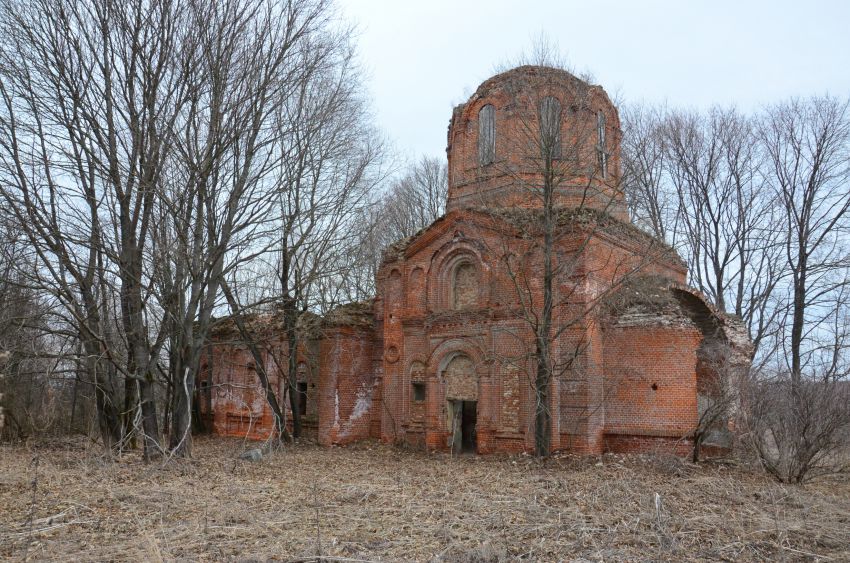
[
  {"x1": 162, "y1": 363, "x2": 173, "y2": 437},
  {"x1": 692, "y1": 432, "x2": 702, "y2": 463},
  {"x1": 534, "y1": 160, "x2": 556, "y2": 457},
  {"x1": 790, "y1": 266, "x2": 806, "y2": 389},
  {"x1": 138, "y1": 375, "x2": 161, "y2": 461},
  {"x1": 534, "y1": 350, "x2": 551, "y2": 457},
  {"x1": 284, "y1": 297, "x2": 302, "y2": 438},
  {"x1": 122, "y1": 374, "x2": 138, "y2": 449},
  {"x1": 169, "y1": 364, "x2": 194, "y2": 457},
  {"x1": 90, "y1": 355, "x2": 121, "y2": 451}
]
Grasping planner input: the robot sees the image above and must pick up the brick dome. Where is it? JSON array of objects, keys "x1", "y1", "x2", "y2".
[{"x1": 446, "y1": 65, "x2": 626, "y2": 220}]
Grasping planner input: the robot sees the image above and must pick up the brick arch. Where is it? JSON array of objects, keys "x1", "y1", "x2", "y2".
[
  {"x1": 405, "y1": 356, "x2": 428, "y2": 381},
  {"x1": 668, "y1": 284, "x2": 752, "y2": 363},
  {"x1": 427, "y1": 238, "x2": 491, "y2": 311},
  {"x1": 425, "y1": 340, "x2": 489, "y2": 438},
  {"x1": 427, "y1": 338, "x2": 488, "y2": 381},
  {"x1": 451, "y1": 261, "x2": 478, "y2": 310},
  {"x1": 443, "y1": 354, "x2": 478, "y2": 401},
  {"x1": 604, "y1": 278, "x2": 752, "y2": 393},
  {"x1": 669, "y1": 286, "x2": 749, "y2": 450}
]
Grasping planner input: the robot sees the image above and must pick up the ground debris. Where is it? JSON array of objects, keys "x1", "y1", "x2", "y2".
[
  {"x1": 0, "y1": 437, "x2": 848, "y2": 561},
  {"x1": 239, "y1": 448, "x2": 263, "y2": 462}
]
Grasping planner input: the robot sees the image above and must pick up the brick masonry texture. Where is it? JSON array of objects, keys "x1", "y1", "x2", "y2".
[{"x1": 202, "y1": 66, "x2": 751, "y2": 456}]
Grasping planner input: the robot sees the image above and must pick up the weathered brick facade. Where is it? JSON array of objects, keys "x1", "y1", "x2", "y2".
[{"x1": 202, "y1": 66, "x2": 750, "y2": 455}]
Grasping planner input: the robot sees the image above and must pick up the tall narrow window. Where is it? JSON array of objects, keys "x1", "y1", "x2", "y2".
[
  {"x1": 539, "y1": 96, "x2": 562, "y2": 159},
  {"x1": 297, "y1": 381, "x2": 308, "y2": 416},
  {"x1": 597, "y1": 111, "x2": 608, "y2": 179},
  {"x1": 478, "y1": 104, "x2": 495, "y2": 165}
]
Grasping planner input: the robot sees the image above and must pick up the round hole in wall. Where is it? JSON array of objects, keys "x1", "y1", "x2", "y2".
[
  {"x1": 385, "y1": 346, "x2": 400, "y2": 364},
  {"x1": 651, "y1": 383, "x2": 658, "y2": 391}
]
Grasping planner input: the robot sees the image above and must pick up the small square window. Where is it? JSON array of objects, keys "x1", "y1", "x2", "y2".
[{"x1": 412, "y1": 382, "x2": 426, "y2": 402}]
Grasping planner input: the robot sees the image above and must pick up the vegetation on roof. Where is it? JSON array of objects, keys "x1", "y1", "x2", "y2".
[
  {"x1": 381, "y1": 207, "x2": 682, "y2": 269},
  {"x1": 209, "y1": 301, "x2": 374, "y2": 342},
  {"x1": 322, "y1": 300, "x2": 375, "y2": 328},
  {"x1": 601, "y1": 275, "x2": 684, "y2": 318}
]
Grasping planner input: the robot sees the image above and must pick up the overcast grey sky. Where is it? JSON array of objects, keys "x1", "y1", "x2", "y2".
[{"x1": 337, "y1": 0, "x2": 850, "y2": 162}]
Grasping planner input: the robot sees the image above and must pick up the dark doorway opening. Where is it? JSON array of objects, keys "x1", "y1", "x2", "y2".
[{"x1": 460, "y1": 400, "x2": 477, "y2": 453}]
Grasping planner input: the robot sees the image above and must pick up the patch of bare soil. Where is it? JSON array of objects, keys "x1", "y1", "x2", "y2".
[{"x1": 1, "y1": 437, "x2": 848, "y2": 561}]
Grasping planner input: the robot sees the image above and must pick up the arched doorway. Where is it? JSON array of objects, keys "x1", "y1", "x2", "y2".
[{"x1": 444, "y1": 354, "x2": 478, "y2": 453}]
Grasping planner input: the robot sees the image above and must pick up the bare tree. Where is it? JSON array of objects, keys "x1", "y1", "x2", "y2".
[
  {"x1": 266, "y1": 30, "x2": 381, "y2": 438},
  {"x1": 0, "y1": 351, "x2": 7, "y2": 434},
  {"x1": 157, "y1": 0, "x2": 338, "y2": 457},
  {"x1": 210, "y1": 21, "x2": 385, "y2": 439},
  {"x1": 663, "y1": 107, "x2": 787, "y2": 361},
  {"x1": 0, "y1": 0, "x2": 151, "y2": 450},
  {"x1": 349, "y1": 156, "x2": 448, "y2": 299},
  {"x1": 621, "y1": 97, "x2": 850, "y2": 472},
  {"x1": 759, "y1": 96, "x2": 850, "y2": 386},
  {"x1": 622, "y1": 104, "x2": 789, "y2": 367},
  {"x1": 0, "y1": 221, "x2": 65, "y2": 440},
  {"x1": 0, "y1": 0, "x2": 368, "y2": 457},
  {"x1": 727, "y1": 96, "x2": 850, "y2": 483},
  {"x1": 621, "y1": 103, "x2": 672, "y2": 241},
  {"x1": 377, "y1": 156, "x2": 448, "y2": 242},
  {"x1": 0, "y1": 0, "x2": 208, "y2": 458}
]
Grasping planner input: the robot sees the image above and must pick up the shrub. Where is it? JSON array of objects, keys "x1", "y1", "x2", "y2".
[{"x1": 740, "y1": 375, "x2": 850, "y2": 483}]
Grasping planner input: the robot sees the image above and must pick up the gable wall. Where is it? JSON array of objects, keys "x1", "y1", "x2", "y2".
[{"x1": 373, "y1": 210, "x2": 697, "y2": 455}]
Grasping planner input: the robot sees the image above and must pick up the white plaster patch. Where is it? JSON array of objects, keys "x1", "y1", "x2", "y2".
[
  {"x1": 333, "y1": 390, "x2": 340, "y2": 431},
  {"x1": 337, "y1": 382, "x2": 376, "y2": 439},
  {"x1": 348, "y1": 386, "x2": 373, "y2": 422}
]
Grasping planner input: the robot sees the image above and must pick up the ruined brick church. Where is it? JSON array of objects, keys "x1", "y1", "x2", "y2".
[{"x1": 200, "y1": 66, "x2": 749, "y2": 455}]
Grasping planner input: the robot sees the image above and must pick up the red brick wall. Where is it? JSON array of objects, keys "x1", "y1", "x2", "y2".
[
  {"x1": 204, "y1": 210, "x2": 707, "y2": 457},
  {"x1": 316, "y1": 326, "x2": 378, "y2": 446},
  {"x1": 373, "y1": 206, "x2": 698, "y2": 455},
  {"x1": 603, "y1": 434, "x2": 694, "y2": 456},
  {"x1": 602, "y1": 324, "x2": 702, "y2": 450},
  {"x1": 199, "y1": 338, "x2": 320, "y2": 440}
]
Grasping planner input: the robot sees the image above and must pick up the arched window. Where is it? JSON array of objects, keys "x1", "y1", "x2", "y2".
[
  {"x1": 296, "y1": 362, "x2": 309, "y2": 416},
  {"x1": 539, "y1": 96, "x2": 562, "y2": 159},
  {"x1": 478, "y1": 104, "x2": 495, "y2": 165},
  {"x1": 410, "y1": 361, "x2": 426, "y2": 402},
  {"x1": 452, "y1": 262, "x2": 478, "y2": 310},
  {"x1": 597, "y1": 111, "x2": 608, "y2": 179},
  {"x1": 444, "y1": 354, "x2": 477, "y2": 401}
]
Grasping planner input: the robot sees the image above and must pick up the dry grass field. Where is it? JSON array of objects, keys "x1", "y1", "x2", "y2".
[{"x1": 1, "y1": 437, "x2": 848, "y2": 562}]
